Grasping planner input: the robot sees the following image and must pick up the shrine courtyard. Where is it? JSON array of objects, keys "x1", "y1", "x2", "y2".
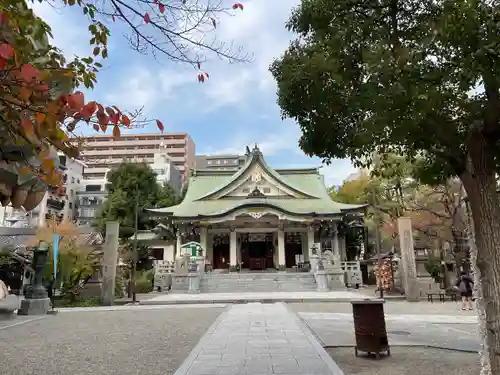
[{"x1": 0, "y1": 301, "x2": 479, "y2": 375}]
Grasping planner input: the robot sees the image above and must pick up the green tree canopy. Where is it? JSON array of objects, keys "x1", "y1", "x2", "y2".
[
  {"x1": 271, "y1": 2, "x2": 500, "y2": 370},
  {"x1": 96, "y1": 162, "x2": 179, "y2": 237}
]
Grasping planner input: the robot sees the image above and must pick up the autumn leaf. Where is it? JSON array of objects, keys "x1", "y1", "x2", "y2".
[
  {"x1": 20, "y1": 117, "x2": 34, "y2": 136},
  {"x1": 121, "y1": 115, "x2": 131, "y2": 127},
  {"x1": 67, "y1": 91, "x2": 85, "y2": 111},
  {"x1": 112, "y1": 125, "x2": 121, "y2": 137},
  {"x1": 19, "y1": 166, "x2": 32, "y2": 176},
  {"x1": 156, "y1": 119, "x2": 164, "y2": 133},
  {"x1": 19, "y1": 87, "x2": 32, "y2": 102},
  {"x1": 197, "y1": 62, "x2": 201, "y2": 69},
  {"x1": 211, "y1": 18, "x2": 216, "y2": 28},
  {"x1": 35, "y1": 112, "x2": 45, "y2": 125},
  {"x1": 144, "y1": 12, "x2": 150, "y2": 24},
  {"x1": 159, "y1": 4, "x2": 165, "y2": 13},
  {"x1": 204, "y1": 72, "x2": 209, "y2": 79},
  {"x1": 20, "y1": 64, "x2": 40, "y2": 82},
  {"x1": 198, "y1": 73, "x2": 205, "y2": 83},
  {"x1": 42, "y1": 158, "x2": 55, "y2": 171},
  {"x1": 93, "y1": 124, "x2": 99, "y2": 132},
  {"x1": 0, "y1": 43, "x2": 14, "y2": 59},
  {"x1": 100, "y1": 124, "x2": 108, "y2": 133},
  {"x1": 97, "y1": 111, "x2": 109, "y2": 126},
  {"x1": 112, "y1": 15, "x2": 116, "y2": 22},
  {"x1": 232, "y1": 3, "x2": 244, "y2": 10}
]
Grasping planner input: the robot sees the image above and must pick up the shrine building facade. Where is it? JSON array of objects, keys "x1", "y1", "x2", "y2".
[{"x1": 147, "y1": 146, "x2": 365, "y2": 272}]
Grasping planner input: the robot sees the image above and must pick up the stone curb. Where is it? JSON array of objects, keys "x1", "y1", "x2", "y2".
[
  {"x1": 324, "y1": 344, "x2": 478, "y2": 354},
  {"x1": 173, "y1": 309, "x2": 228, "y2": 375},
  {"x1": 283, "y1": 302, "x2": 345, "y2": 375},
  {"x1": 139, "y1": 297, "x2": 381, "y2": 305}
]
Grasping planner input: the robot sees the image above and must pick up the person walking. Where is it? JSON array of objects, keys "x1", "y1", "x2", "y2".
[{"x1": 456, "y1": 271, "x2": 474, "y2": 311}]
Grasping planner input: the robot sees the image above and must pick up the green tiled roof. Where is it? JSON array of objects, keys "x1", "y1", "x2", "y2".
[{"x1": 147, "y1": 148, "x2": 366, "y2": 219}]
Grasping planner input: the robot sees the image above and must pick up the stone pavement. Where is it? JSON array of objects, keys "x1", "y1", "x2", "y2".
[
  {"x1": 300, "y1": 312, "x2": 479, "y2": 353},
  {"x1": 142, "y1": 291, "x2": 375, "y2": 305},
  {"x1": 175, "y1": 303, "x2": 344, "y2": 375}
]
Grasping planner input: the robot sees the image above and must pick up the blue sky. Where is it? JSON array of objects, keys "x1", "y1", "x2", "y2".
[{"x1": 33, "y1": 0, "x2": 357, "y2": 187}]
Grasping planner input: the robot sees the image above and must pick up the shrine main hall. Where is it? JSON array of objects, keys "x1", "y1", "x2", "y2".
[{"x1": 148, "y1": 146, "x2": 365, "y2": 271}]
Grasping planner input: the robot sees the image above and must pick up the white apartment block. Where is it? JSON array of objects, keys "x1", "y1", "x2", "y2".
[
  {"x1": 76, "y1": 151, "x2": 183, "y2": 226},
  {"x1": 73, "y1": 132, "x2": 195, "y2": 182}
]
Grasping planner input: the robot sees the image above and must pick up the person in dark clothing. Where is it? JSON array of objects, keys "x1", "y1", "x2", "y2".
[{"x1": 456, "y1": 271, "x2": 474, "y2": 311}]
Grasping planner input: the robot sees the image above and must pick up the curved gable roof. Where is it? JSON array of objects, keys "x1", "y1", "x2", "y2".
[{"x1": 195, "y1": 146, "x2": 317, "y2": 200}]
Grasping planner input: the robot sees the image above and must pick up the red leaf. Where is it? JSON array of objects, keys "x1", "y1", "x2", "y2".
[
  {"x1": 144, "y1": 12, "x2": 150, "y2": 24},
  {"x1": 154, "y1": 0, "x2": 158, "y2": 3},
  {"x1": 159, "y1": 4, "x2": 165, "y2": 13},
  {"x1": 93, "y1": 124, "x2": 99, "y2": 132},
  {"x1": 197, "y1": 62, "x2": 201, "y2": 70},
  {"x1": 0, "y1": 59, "x2": 5, "y2": 70},
  {"x1": 156, "y1": 119, "x2": 164, "y2": 133},
  {"x1": 0, "y1": 43, "x2": 14, "y2": 59},
  {"x1": 232, "y1": 3, "x2": 238, "y2": 9},
  {"x1": 112, "y1": 15, "x2": 116, "y2": 22},
  {"x1": 20, "y1": 64, "x2": 40, "y2": 82},
  {"x1": 67, "y1": 91, "x2": 85, "y2": 111},
  {"x1": 100, "y1": 124, "x2": 108, "y2": 133},
  {"x1": 121, "y1": 115, "x2": 131, "y2": 127},
  {"x1": 204, "y1": 72, "x2": 209, "y2": 79},
  {"x1": 238, "y1": 3, "x2": 244, "y2": 10},
  {"x1": 112, "y1": 125, "x2": 121, "y2": 137}
]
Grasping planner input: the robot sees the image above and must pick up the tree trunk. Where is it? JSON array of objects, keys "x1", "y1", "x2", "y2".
[
  {"x1": 468, "y1": 235, "x2": 492, "y2": 375},
  {"x1": 460, "y1": 151, "x2": 500, "y2": 374}
]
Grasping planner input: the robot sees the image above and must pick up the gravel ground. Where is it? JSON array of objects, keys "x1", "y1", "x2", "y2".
[
  {"x1": 328, "y1": 347, "x2": 480, "y2": 375},
  {"x1": 289, "y1": 301, "x2": 477, "y2": 316},
  {"x1": 0, "y1": 307, "x2": 225, "y2": 375}
]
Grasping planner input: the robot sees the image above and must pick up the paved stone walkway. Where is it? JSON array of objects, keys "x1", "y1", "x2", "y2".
[{"x1": 175, "y1": 303, "x2": 344, "y2": 375}]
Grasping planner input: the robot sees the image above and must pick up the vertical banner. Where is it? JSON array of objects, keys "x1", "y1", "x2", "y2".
[{"x1": 53, "y1": 233, "x2": 60, "y2": 279}]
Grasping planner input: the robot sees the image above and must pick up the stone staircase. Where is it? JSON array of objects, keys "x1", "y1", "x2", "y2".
[{"x1": 199, "y1": 272, "x2": 317, "y2": 293}]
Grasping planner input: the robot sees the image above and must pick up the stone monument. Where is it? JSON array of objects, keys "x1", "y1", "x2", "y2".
[
  {"x1": 101, "y1": 221, "x2": 119, "y2": 306},
  {"x1": 322, "y1": 249, "x2": 344, "y2": 289},
  {"x1": 18, "y1": 241, "x2": 51, "y2": 315},
  {"x1": 397, "y1": 217, "x2": 420, "y2": 302}
]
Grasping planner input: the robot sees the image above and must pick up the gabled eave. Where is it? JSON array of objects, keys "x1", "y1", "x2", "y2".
[{"x1": 195, "y1": 150, "x2": 318, "y2": 201}]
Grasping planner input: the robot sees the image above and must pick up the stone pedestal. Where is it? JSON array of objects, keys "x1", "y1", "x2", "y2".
[
  {"x1": 188, "y1": 272, "x2": 200, "y2": 293},
  {"x1": 326, "y1": 269, "x2": 344, "y2": 289},
  {"x1": 17, "y1": 297, "x2": 50, "y2": 316},
  {"x1": 195, "y1": 256, "x2": 205, "y2": 273},
  {"x1": 101, "y1": 221, "x2": 119, "y2": 306},
  {"x1": 315, "y1": 270, "x2": 329, "y2": 292},
  {"x1": 397, "y1": 217, "x2": 420, "y2": 302},
  {"x1": 310, "y1": 254, "x2": 319, "y2": 273}
]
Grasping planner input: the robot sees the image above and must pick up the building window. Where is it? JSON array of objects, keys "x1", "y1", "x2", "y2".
[
  {"x1": 69, "y1": 202, "x2": 72, "y2": 208},
  {"x1": 263, "y1": 187, "x2": 271, "y2": 193},
  {"x1": 216, "y1": 160, "x2": 221, "y2": 164},
  {"x1": 208, "y1": 160, "x2": 212, "y2": 165},
  {"x1": 224, "y1": 160, "x2": 228, "y2": 164}
]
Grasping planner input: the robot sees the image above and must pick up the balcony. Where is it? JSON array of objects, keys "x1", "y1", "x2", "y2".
[{"x1": 47, "y1": 198, "x2": 65, "y2": 210}]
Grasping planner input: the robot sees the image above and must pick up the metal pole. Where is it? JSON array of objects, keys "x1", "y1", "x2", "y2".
[
  {"x1": 371, "y1": 183, "x2": 384, "y2": 299},
  {"x1": 131, "y1": 186, "x2": 139, "y2": 303}
]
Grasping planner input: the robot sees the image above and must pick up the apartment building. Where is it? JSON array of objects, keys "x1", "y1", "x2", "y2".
[
  {"x1": 74, "y1": 132, "x2": 195, "y2": 182},
  {"x1": 75, "y1": 151, "x2": 183, "y2": 226},
  {"x1": 0, "y1": 154, "x2": 84, "y2": 227},
  {"x1": 195, "y1": 154, "x2": 246, "y2": 171}
]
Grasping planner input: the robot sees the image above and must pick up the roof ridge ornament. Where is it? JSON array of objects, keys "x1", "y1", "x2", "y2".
[{"x1": 252, "y1": 143, "x2": 262, "y2": 155}]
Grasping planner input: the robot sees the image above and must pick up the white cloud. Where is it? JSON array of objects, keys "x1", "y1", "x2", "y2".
[
  {"x1": 31, "y1": 2, "x2": 90, "y2": 59},
  {"x1": 200, "y1": 0, "x2": 299, "y2": 109},
  {"x1": 200, "y1": 119, "x2": 301, "y2": 156}
]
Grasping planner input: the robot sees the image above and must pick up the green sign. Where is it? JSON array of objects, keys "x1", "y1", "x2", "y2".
[{"x1": 180, "y1": 241, "x2": 202, "y2": 257}]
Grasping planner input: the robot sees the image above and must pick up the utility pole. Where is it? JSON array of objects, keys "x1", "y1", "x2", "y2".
[
  {"x1": 371, "y1": 182, "x2": 384, "y2": 299},
  {"x1": 131, "y1": 186, "x2": 139, "y2": 303}
]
